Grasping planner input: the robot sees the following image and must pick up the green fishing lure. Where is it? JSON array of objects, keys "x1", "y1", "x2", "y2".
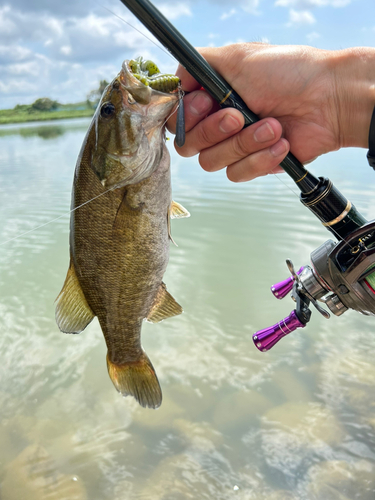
[{"x1": 129, "y1": 57, "x2": 180, "y2": 93}]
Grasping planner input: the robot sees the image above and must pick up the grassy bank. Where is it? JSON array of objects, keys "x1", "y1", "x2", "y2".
[{"x1": 0, "y1": 104, "x2": 95, "y2": 125}]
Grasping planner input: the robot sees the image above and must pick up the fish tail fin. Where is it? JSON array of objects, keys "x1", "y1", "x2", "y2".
[{"x1": 106, "y1": 352, "x2": 162, "y2": 409}]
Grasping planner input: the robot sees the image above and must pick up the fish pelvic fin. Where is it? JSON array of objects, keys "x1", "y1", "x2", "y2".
[
  {"x1": 55, "y1": 259, "x2": 95, "y2": 334},
  {"x1": 146, "y1": 282, "x2": 183, "y2": 323},
  {"x1": 170, "y1": 200, "x2": 190, "y2": 219},
  {"x1": 168, "y1": 200, "x2": 190, "y2": 247},
  {"x1": 107, "y1": 352, "x2": 162, "y2": 409}
]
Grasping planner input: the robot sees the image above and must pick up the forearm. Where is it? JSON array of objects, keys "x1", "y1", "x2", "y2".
[{"x1": 331, "y1": 47, "x2": 375, "y2": 149}]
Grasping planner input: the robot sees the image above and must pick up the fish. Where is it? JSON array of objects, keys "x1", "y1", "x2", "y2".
[{"x1": 55, "y1": 57, "x2": 189, "y2": 409}]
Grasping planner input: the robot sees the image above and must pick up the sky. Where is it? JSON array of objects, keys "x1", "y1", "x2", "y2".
[{"x1": 0, "y1": 0, "x2": 374, "y2": 109}]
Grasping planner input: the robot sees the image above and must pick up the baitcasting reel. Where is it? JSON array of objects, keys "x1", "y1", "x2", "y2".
[{"x1": 253, "y1": 220, "x2": 375, "y2": 351}]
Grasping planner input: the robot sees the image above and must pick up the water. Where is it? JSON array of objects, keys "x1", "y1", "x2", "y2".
[{"x1": 0, "y1": 118, "x2": 374, "y2": 500}]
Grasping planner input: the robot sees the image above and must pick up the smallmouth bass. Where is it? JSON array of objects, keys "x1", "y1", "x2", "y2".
[{"x1": 55, "y1": 58, "x2": 189, "y2": 409}]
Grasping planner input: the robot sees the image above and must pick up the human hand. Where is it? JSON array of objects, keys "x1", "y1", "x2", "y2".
[{"x1": 167, "y1": 43, "x2": 375, "y2": 182}]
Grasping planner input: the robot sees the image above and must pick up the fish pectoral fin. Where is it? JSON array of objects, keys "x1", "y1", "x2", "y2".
[
  {"x1": 146, "y1": 282, "x2": 183, "y2": 323},
  {"x1": 55, "y1": 259, "x2": 95, "y2": 334},
  {"x1": 170, "y1": 200, "x2": 190, "y2": 219}
]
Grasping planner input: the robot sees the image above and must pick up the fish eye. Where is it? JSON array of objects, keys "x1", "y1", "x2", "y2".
[{"x1": 100, "y1": 102, "x2": 115, "y2": 118}]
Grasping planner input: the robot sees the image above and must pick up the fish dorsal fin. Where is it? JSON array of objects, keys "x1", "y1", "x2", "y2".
[
  {"x1": 146, "y1": 283, "x2": 183, "y2": 323},
  {"x1": 170, "y1": 200, "x2": 190, "y2": 219},
  {"x1": 55, "y1": 259, "x2": 95, "y2": 334}
]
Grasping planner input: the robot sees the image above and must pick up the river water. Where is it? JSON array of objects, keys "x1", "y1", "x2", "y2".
[{"x1": 0, "y1": 118, "x2": 374, "y2": 500}]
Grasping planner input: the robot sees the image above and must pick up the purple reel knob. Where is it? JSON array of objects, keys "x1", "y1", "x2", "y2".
[
  {"x1": 271, "y1": 266, "x2": 304, "y2": 299},
  {"x1": 252, "y1": 310, "x2": 305, "y2": 352}
]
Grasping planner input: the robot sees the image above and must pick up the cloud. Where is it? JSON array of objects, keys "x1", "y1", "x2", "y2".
[
  {"x1": 287, "y1": 9, "x2": 316, "y2": 25},
  {"x1": 1, "y1": 0, "x2": 106, "y2": 17},
  {"x1": 0, "y1": 6, "x2": 16, "y2": 35},
  {"x1": 0, "y1": 45, "x2": 32, "y2": 64},
  {"x1": 157, "y1": 3, "x2": 192, "y2": 19},
  {"x1": 217, "y1": 0, "x2": 259, "y2": 15},
  {"x1": 306, "y1": 31, "x2": 321, "y2": 42},
  {"x1": 0, "y1": 3, "x2": 174, "y2": 108},
  {"x1": 220, "y1": 9, "x2": 237, "y2": 20},
  {"x1": 276, "y1": 0, "x2": 350, "y2": 6},
  {"x1": 240, "y1": 0, "x2": 260, "y2": 13}
]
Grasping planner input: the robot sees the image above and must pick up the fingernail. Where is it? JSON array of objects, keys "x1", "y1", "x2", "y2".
[
  {"x1": 270, "y1": 139, "x2": 288, "y2": 157},
  {"x1": 254, "y1": 122, "x2": 275, "y2": 143},
  {"x1": 190, "y1": 93, "x2": 213, "y2": 115},
  {"x1": 219, "y1": 114, "x2": 241, "y2": 133}
]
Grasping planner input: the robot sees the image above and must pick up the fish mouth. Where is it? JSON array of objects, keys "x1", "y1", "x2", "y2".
[{"x1": 119, "y1": 58, "x2": 180, "y2": 106}]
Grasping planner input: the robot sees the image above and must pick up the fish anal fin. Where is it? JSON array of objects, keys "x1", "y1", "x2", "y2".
[
  {"x1": 170, "y1": 200, "x2": 190, "y2": 219},
  {"x1": 146, "y1": 282, "x2": 183, "y2": 323},
  {"x1": 55, "y1": 259, "x2": 95, "y2": 334},
  {"x1": 107, "y1": 352, "x2": 162, "y2": 409}
]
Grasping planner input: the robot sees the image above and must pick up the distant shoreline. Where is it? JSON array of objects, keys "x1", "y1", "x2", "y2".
[{"x1": 0, "y1": 108, "x2": 95, "y2": 125}]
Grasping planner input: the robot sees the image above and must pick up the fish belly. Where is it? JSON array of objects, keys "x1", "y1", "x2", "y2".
[{"x1": 72, "y1": 146, "x2": 172, "y2": 364}]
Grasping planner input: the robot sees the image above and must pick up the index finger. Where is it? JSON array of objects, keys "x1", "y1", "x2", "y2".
[{"x1": 175, "y1": 64, "x2": 202, "y2": 92}]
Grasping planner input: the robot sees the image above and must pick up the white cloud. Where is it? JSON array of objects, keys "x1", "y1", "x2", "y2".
[
  {"x1": 44, "y1": 17, "x2": 64, "y2": 37},
  {"x1": 0, "y1": 45, "x2": 32, "y2": 64},
  {"x1": 241, "y1": 0, "x2": 260, "y2": 13},
  {"x1": 220, "y1": 0, "x2": 259, "y2": 18},
  {"x1": 157, "y1": 3, "x2": 192, "y2": 19},
  {"x1": 74, "y1": 13, "x2": 118, "y2": 38},
  {"x1": 7, "y1": 62, "x2": 40, "y2": 77},
  {"x1": 0, "y1": 6, "x2": 16, "y2": 35},
  {"x1": 287, "y1": 9, "x2": 316, "y2": 25},
  {"x1": 60, "y1": 45, "x2": 72, "y2": 56},
  {"x1": 276, "y1": 0, "x2": 350, "y2": 6},
  {"x1": 0, "y1": 5, "x2": 167, "y2": 108},
  {"x1": 221, "y1": 9, "x2": 237, "y2": 20},
  {"x1": 306, "y1": 31, "x2": 321, "y2": 42}
]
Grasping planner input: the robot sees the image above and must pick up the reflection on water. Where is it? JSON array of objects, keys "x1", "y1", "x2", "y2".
[
  {"x1": 0, "y1": 118, "x2": 374, "y2": 499},
  {"x1": 0, "y1": 118, "x2": 90, "y2": 140}
]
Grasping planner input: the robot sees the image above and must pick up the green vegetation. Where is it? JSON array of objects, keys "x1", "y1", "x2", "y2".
[
  {"x1": 86, "y1": 80, "x2": 109, "y2": 108},
  {"x1": 0, "y1": 105, "x2": 94, "y2": 125},
  {"x1": 0, "y1": 81, "x2": 110, "y2": 125}
]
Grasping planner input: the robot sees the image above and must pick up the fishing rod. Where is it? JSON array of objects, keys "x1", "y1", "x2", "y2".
[{"x1": 118, "y1": 0, "x2": 375, "y2": 351}]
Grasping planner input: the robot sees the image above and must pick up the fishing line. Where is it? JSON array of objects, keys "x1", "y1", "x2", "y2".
[
  {"x1": 161, "y1": 87, "x2": 184, "y2": 129},
  {"x1": 100, "y1": 4, "x2": 310, "y2": 209},
  {"x1": 2, "y1": 3, "x2": 350, "y2": 253},
  {"x1": 1, "y1": 7, "x2": 180, "y2": 249},
  {"x1": 101, "y1": 0, "x2": 353, "y2": 249},
  {"x1": 1, "y1": 5, "x2": 180, "y2": 249},
  {"x1": 97, "y1": 3, "x2": 176, "y2": 62},
  {"x1": 0, "y1": 187, "x2": 115, "y2": 247}
]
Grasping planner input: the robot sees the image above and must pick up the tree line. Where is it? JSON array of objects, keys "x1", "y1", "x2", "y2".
[{"x1": 12, "y1": 80, "x2": 109, "y2": 113}]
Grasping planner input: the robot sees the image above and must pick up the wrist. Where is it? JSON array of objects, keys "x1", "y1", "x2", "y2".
[{"x1": 331, "y1": 47, "x2": 375, "y2": 149}]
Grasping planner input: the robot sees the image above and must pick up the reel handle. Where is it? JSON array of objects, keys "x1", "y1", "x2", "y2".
[
  {"x1": 271, "y1": 266, "x2": 304, "y2": 299},
  {"x1": 252, "y1": 310, "x2": 305, "y2": 351}
]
